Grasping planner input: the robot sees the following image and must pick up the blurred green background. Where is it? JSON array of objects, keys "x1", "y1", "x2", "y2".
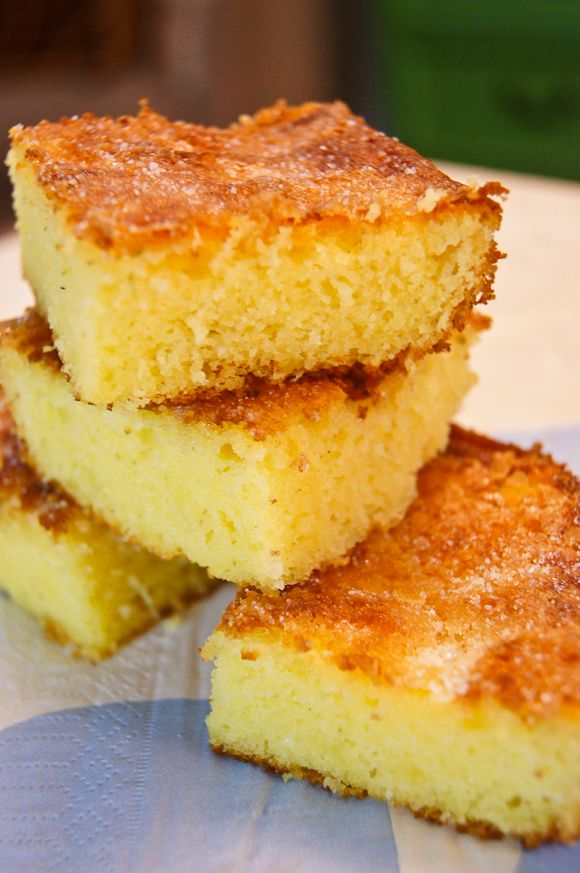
[
  {"x1": 1, "y1": 0, "x2": 579, "y2": 224},
  {"x1": 375, "y1": 0, "x2": 580, "y2": 180}
]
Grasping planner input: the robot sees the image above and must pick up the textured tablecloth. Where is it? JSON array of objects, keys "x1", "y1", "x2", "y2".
[{"x1": 0, "y1": 164, "x2": 579, "y2": 872}]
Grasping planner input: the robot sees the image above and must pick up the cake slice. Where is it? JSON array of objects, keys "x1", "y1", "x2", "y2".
[
  {"x1": 0, "y1": 412, "x2": 211, "y2": 660},
  {"x1": 8, "y1": 100, "x2": 504, "y2": 405},
  {"x1": 0, "y1": 310, "x2": 481, "y2": 590},
  {"x1": 202, "y1": 427, "x2": 580, "y2": 846}
]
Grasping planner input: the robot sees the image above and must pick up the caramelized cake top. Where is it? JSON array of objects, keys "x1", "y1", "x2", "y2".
[
  {"x1": 1, "y1": 311, "x2": 483, "y2": 440},
  {"x1": 0, "y1": 410, "x2": 76, "y2": 532},
  {"x1": 219, "y1": 427, "x2": 580, "y2": 719},
  {"x1": 10, "y1": 100, "x2": 504, "y2": 252}
]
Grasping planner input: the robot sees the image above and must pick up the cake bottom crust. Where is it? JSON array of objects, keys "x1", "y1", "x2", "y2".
[{"x1": 210, "y1": 742, "x2": 578, "y2": 848}]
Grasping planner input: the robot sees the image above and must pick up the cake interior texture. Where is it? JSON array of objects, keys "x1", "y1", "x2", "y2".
[
  {"x1": 202, "y1": 428, "x2": 580, "y2": 845},
  {"x1": 0, "y1": 312, "x2": 479, "y2": 590},
  {"x1": 0, "y1": 412, "x2": 211, "y2": 660},
  {"x1": 9, "y1": 101, "x2": 503, "y2": 404}
]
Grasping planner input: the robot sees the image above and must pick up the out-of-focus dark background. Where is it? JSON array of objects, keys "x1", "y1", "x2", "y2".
[{"x1": 1, "y1": 0, "x2": 579, "y2": 224}]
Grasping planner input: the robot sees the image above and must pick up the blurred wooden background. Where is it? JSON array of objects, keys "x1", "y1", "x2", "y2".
[{"x1": 1, "y1": 0, "x2": 579, "y2": 224}]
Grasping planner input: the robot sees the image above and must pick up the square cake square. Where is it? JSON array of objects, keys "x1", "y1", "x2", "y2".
[
  {"x1": 9, "y1": 101, "x2": 503, "y2": 404},
  {"x1": 0, "y1": 311, "x2": 480, "y2": 590},
  {"x1": 203, "y1": 427, "x2": 580, "y2": 844}
]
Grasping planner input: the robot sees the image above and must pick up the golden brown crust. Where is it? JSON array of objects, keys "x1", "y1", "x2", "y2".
[
  {"x1": 10, "y1": 100, "x2": 506, "y2": 252},
  {"x1": 1, "y1": 310, "x2": 485, "y2": 440},
  {"x1": 0, "y1": 311, "x2": 61, "y2": 372},
  {"x1": 0, "y1": 410, "x2": 77, "y2": 533},
  {"x1": 219, "y1": 426, "x2": 580, "y2": 719},
  {"x1": 210, "y1": 743, "x2": 577, "y2": 846},
  {"x1": 450, "y1": 240, "x2": 503, "y2": 319}
]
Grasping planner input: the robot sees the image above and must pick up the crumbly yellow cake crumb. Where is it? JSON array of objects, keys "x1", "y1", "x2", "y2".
[
  {"x1": 8, "y1": 100, "x2": 504, "y2": 404},
  {"x1": 0, "y1": 413, "x2": 211, "y2": 660},
  {"x1": 0, "y1": 311, "x2": 480, "y2": 590},
  {"x1": 202, "y1": 428, "x2": 580, "y2": 845}
]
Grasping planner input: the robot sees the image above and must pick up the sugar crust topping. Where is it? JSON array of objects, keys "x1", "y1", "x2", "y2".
[
  {"x1": 219, "y1": 427, "x2": 580, "y2": 719},
  {"x1": 10, "y1": 100, "x2": 504, "y2": 251}
]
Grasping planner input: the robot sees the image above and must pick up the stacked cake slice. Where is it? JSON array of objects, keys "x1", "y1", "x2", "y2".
[
  {"x1": 202, "y1": 427, "x2": 580, "y2": 845},
  {"x1": 1, "y1": 99, "x2": 499, "y2": 594},
  {"x1": 0, "y1": 411, "x2": 211, "y2": 660},
  {"x1": 3, "y1": 99, "x2": 577, "y2": 846},
  {"x1": 8, "y1": 100, "x2": 501, "y2": 405},
  {"x1": 0, "y1": 311, "x2": 480, "y2": 590}
]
